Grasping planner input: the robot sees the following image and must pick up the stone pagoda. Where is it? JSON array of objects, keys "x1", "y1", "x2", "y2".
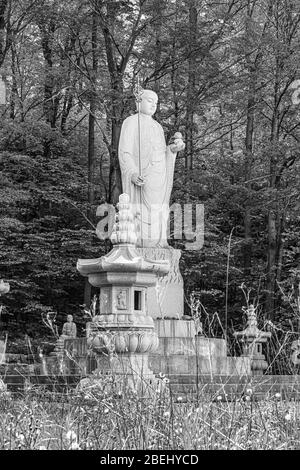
[
  {"x1": 77, "y1": 193, "x2": 170, "y2": 391},
  {"x1": 234, "y1": 304, "x2": 271, "y2": 375}
]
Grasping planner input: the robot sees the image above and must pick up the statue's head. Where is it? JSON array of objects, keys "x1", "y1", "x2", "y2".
[
  {"x1": 67, "y1": 314, "x2": 73, "y2": 323},
  {"x1": 136, "y1": 89, "x2": 158, "y2": 116}
]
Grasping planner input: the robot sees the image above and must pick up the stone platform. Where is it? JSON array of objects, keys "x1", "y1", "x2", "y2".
[
  {"x1": 43, "y1": 324, "x2": 251, "y2": 378},
  {"x1": 149, "y1": 334, "x2": 251, "y2": 376}
]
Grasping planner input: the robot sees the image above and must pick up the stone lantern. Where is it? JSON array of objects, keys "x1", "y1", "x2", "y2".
[
  {"x1": 77, "y1": 194, "x2": 170, "y2": 391},
  {"x1": 234, "y1": 304, "x2": 271, "y2": 375}
]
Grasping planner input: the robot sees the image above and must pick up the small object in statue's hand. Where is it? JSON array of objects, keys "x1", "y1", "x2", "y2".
[
  {"x1": 174, "y1": 132, "x2": 183, "y2": 139},
  {"x1": 169, "y1": 131, "x2": 185, "y2": 153}
]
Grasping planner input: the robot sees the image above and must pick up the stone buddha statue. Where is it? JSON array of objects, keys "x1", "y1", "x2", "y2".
[
  {"x1": 53, "y1": 314, "x2": 77, "y2": 356},
  {"x1": 118, "y1": 89, "x2": 185, "y2": 247},
  {"x1": 62, "y1": 314, "x2": 77, "y2": 338}
]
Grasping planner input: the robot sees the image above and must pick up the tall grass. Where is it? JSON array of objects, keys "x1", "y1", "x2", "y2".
[{"x1": 0, "y1": 381, "x2": 300, "y2": 450}]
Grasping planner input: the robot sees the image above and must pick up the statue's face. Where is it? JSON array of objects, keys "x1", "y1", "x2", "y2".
[
  {"x1": 139, "y1": 91, "x2": 158, "y2": 116},
  {"x1": 67, "y1": 315, "x2": 73, "y2": 322}
]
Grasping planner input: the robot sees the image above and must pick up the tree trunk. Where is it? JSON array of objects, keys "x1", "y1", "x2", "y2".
[
  {"x1": 243, "y1": 68, "x2": 256, "y2": 274},
  {"x1": 41, "y1": 21, "x2": 57, "y2": 129},
  {"x1": 153, "y1": 0, "x2": 162, "y2": 118},
  {"x1": 184, "y1": 0, "x2": 197, "y2": 171},
  {"x1": 108, "y1": 100, "x2": 122, "y2": 204},
  {"x1": 60, "y1": 91, "x2": 73, "y2": 134},
  {"x1": 266, "y1": 41, "x2": 281, "y2": 318},
  {"x1": 87, "y1": 10, "x2": 98, "y2": 217},
  {"x1": 0, "y1": 0, "x2": 8, "y2": 68},
  {"x1": 60, "y1": 32, "x2": 76, "y2": 134},
  {"x1": 170, "y1": 1, "x2": 180, "y2": 133},
  {"x1": 10, "y1": 40, "x2": 17, "y2": 120},
  {"x1": 243, "y1": 0, "x2": 262, "y2": 275},
  {"x1": 40, "y1": 20, "x2": 57, "y2": 158},
  {"x1": 101, "y1": 3, "x2": 123, "y2": 204}
]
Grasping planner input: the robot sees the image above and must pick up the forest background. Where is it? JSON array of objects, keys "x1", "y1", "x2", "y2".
[{"x1": 0, "y1": 0, "x2": 300, "y2": 359}]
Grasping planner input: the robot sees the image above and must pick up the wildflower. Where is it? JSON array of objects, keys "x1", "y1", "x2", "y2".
[
  {"x1": 177, "y1": 396, "x2": 183, "y2": 402},
  {"x1": 275, "y1": 392, "x2": 281, "y2": 399},
  {"x1": 16, "y1": 433, "x2": 25, "y2": 443},
  {"x1": 163, "y1": 411, "x2": 170, "y2": 418},
  {"x1": 66, "y1": 430, "x2": 77, "y2": 442},
  {"x1": 39, "y1": 446, "x2": 47, "y2": 450},
  {"x1": 163, "y1": 378, "x2": 170, "y2": 384},
  {"x1": 70, "y1": 442, "x2": 81, "y2": 450},
  {"x1": 245, "y1": 395, "x2": 251, "y2": 402},
  {"x1": 104, "y1": 408, "x2": 109, "y2": 414},
  {"x1": 246, "y1": 388, "x2": 253, "y2": 395},
  {"x1": 216, "y1": 395, "x2": 222, "y2": 401},
  {"x1": 285, "y1": 412, "x2": 292, "y2": 422}
]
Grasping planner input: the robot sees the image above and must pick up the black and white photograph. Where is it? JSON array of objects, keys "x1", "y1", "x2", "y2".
[{"x1": 0, "y1": 0, "x2": 300, "y2": 453}]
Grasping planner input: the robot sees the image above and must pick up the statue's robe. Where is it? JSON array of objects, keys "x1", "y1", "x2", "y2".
[{"x1": 118, "y1": 113, "x2": 176, "y2": 247}]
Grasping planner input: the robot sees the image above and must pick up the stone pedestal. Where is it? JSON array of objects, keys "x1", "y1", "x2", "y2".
[
  {"x1": 94, "y1": 353, "x2": 158, "y2": 393},
  {"x1": 149, "y1": 336, "x2": 251, "y2": 376},
  {"x1": 137, "y1": 247, "x2": 184, "y2": 319},
  {"x1": 234, "y1": 305, "x2": 271, "y2": 375}
]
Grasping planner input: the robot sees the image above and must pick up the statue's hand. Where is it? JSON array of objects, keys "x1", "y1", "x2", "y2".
[
  {"x1": 169, "y1": 132, "x2": 185, "y2": 153},
  {"x1": 131, "y1": 173, "x2": 145, "y2": 186}
]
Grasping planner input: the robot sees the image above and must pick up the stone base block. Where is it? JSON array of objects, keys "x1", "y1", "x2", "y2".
[
  {"x1": 154, "y1": 319, "x2": 196, "y2": 338},
  {"x1": 155, "y1": 337, "x2": 196, "y2": 356},
  {"x1": 79, "y1": 353, "x2": 161, "y2": 395},
  {"x1": 149, "y1": 354, "x2": 251, "y2": 376},
  {"x1": 95, "y1": 353, "x2": 153, "y2": 377},
  {"x1": 225, "y1": 356, "x2": 252, "y2": 376},
  {"x1": 154, "y1": 336, "x2": 227, "y2": 357},
  {"x1": 149, "y1": 336, "x2": 250, "y2": 376}
]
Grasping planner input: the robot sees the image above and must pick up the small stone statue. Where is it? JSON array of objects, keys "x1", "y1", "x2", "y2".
[{"x1": 53, "y1": 314, "x2": 77, "y2": 356}]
